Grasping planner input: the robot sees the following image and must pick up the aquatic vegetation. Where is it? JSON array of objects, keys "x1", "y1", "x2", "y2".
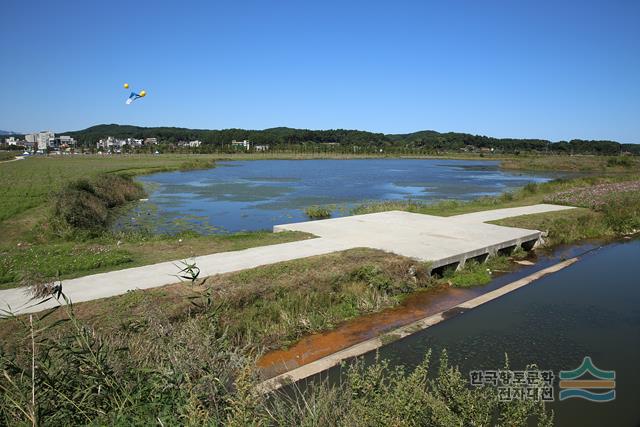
[{"x1": 304, "y1": 205, "x2": 333, "y2": 219}]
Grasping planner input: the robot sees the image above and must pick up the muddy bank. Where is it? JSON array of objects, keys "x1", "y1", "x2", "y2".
[{"x1": 258, "y1": 242, "x2": 602, "y2": 379}]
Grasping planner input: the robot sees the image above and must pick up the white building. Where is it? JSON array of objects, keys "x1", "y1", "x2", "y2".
[
  {"x1": 97, "y1": 137, "x2": 145, "y2": 150},
  {"x1": 5, "y1": 137, "x2": 19, "y2": 146},
  {"x1": 50, "y1": 135, "x2": 76, "y2": 149},
  {"x1": 143, "y1": 138, "x2": 158, "y2": 145},
  {"x1": 25, "y1": 131, "x2": 55, "y2": 150},
  {"x1": 231, "y1": 139, "x2": 250, "y2": 150},
  {"x1": 97, "y1": 136, "x2": 123, "y2": 150},
  {"x1": 189, "y1": 140, "x2": 202, "y2": 148},
  {"x1": 254, "y1": 144, "x2": 269, "y2": 152},
  {"x1": 126, "y1": 138, "x2": 143, "y2": 147}
]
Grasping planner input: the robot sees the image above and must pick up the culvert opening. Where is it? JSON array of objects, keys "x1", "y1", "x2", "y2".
[
  {"x1": 466, "y1": 253, "x2": 489, "y2": 264},
  {"x1": 498, "y1": 245, "x2": 517, "y2": 256},
  {"x1": 521, "y1": 239, "x2": 538, "y2": 251},
  {"x1": 430, "y1": 261, "x2": 460, "y2": 278}
]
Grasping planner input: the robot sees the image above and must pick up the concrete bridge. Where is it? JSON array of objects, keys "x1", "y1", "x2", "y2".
[{"x1": 0, "y1": 204, "x2": 572, "y2": 315}]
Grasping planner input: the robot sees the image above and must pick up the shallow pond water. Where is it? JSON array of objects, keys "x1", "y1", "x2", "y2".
[{"x1": 116, "y1": 159, "x2": 568, "y2": 234}]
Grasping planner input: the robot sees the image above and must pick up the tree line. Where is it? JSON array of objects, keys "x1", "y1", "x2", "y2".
[{"x1": 58, "y1": 124, "x2": 640, "y2": 155}]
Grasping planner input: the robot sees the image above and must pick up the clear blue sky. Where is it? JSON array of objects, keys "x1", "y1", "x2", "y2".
[{"x1": 1, "y1": 0, "x2": 638, "y2": 142}]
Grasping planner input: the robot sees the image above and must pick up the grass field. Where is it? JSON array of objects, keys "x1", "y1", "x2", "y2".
[
  {"x1": 0, "y1": 155, "x2": 311, "y2": 288},
  {"x1": 1, "y1": 153, "x2": 633, "y2": 226},
  {"x1": 0, "y1": 152, "x2": 20, "y2": 162},
  {"x1": 0, "y1": 154, "x2": 216, "y2": 224},
  {"x1": 1, "y1": 153, "x2": 634, "y2": 424},
  {"x1": 0, "y1": 153, "x2": 638, "y2": 289}
]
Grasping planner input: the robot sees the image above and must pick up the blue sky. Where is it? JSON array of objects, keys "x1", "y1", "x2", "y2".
[{"x1": 1, "y1": 0, "x2": 638, "y2": 142}]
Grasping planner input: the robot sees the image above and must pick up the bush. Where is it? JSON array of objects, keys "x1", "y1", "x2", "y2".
[
  {"x1": 267, "y1": 352, "x2": 553, "y2": 426},
  {"x1": 600, "y1": 192, "x2": 640, "y2": 233},
  {"x1": 606, "y1": 156, "x2": 633, "y2": 168},
  {"x1": 0, "y1": 293, "x2": 553, "y2": 425},
  {"x1": 93, "y1": 174, "x2": 144, "y2": 208},
  {"x1": 53, "y1": 174, "x2": 145, "y2": 232},
  {"x1": 523, "y1": 182, "x2": 539, "y2": 194},
  {"x1": 54, "y1": 187, "x2": 109, "y2": 230},
  {"x1": 305, "y1": 205, "x2": 332, "y2": 219}
]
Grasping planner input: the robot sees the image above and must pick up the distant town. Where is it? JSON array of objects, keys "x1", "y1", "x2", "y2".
[
  {"x1": 3, "y1": 132, "x2": 269, "y2": 155},
  {"x1": 1, "y1": 124, "x2": 637, "y2": 156}
]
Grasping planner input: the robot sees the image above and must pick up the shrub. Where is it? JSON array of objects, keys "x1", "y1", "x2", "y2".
[
  {"x1": 600, "y1": 192, "x2": 640, "y2": 233},
  {"x1": 53, "y1": 174, "x2": 145, "y2": 232},
  {"x1": 93, "y1": 174, "x2": 144, "y2": 208},
  {"x1": 0, "y1": 294, "x2": 552, "y2": 425},
  {"x1": 523, "y1": 182, "x2": 539, "y2": 194},
  {"x1": 606, "y1": 156, "x2": 633, "y2": 168},
  {"x1": 305, "y1": 205, "x2": 332, "y2": 219},
  {"x1": 54, "y1": 186, "x2": 109, "y2": 230},
  {"x1": 266, "y1": 351, "x2": 553, "y2": 426}
]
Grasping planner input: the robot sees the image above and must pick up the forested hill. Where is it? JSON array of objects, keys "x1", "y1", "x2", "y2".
[{"x1": 63, "y1": 124, "x2": 639, "y2": 155}]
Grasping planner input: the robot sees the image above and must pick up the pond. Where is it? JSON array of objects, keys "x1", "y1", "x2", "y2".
[
  {"x1": 116, "y1": 159, "x2": 568, "y2": 234},
  {"x1": 305, "y1": 239, "x2": 640, "y2": 426}
]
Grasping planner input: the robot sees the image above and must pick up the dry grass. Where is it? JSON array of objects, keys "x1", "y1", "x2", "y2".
[{"x1": 0, "y1": 249, "x2": 432, "y2": 353}]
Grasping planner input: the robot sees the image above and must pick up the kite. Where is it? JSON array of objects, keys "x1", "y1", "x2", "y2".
[{"x1": 123, "y1": 83, "x2": 147, "y2": 104}]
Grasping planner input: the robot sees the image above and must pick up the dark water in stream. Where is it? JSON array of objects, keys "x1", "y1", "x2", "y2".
[{"x1": 295, "y1": 239, "x2": 640, "y2": 426}]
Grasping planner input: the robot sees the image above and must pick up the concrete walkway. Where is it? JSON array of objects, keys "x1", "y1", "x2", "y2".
[
  {"x1": 0, "y1": 204, "x2": 573, "y2": 315},
  {"x1": 0, "y1": 155, "x2": 25, "y2": 164}
]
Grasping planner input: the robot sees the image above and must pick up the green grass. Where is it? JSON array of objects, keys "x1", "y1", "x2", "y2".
[
  {"x1": 500, "y1": 154, "x2": 640, "y2": 172},
  {"x1": 0, "y1": 152, "x2": 20, "y2": 162},
  {"x1": 354, "y1": 175, "x2": 629, "y2": 217},
  {"x1": 439, "y1": 255, "x2": 514, "y2": 287},
  {"x1": 1, "y1": 154, "x2": 637, "y2": 291},
  {"x1": 0, "y1": 247, "x2": 552, "y2": 425},
  {"x1": 0, "y1": 155, "x2": 215, "y2": 224},
  {"x1": 0, "y1": 231, "x2": 311, "y2": 289},
  {"x1": 0, "y1": 242, "x2": 133, "y2": 286}
]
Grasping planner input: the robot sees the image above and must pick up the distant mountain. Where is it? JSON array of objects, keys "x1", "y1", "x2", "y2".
[
  {"x1": 61, "y1": 123, "x2": 638, "y2": 155},
  {"x1": 0, "y1": 130, "x2": 16, "y2": 136}
]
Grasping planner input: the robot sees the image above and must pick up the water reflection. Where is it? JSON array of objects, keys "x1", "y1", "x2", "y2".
[{"x1": 116, "y1": 159, "x2": 568, "y2": 234}]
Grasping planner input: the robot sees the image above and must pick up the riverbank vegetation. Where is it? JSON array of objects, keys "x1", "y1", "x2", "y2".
[
  {"x1": 0, "y1": 248, "x2": 521, "y2": 354},
  {"x1": 0, "y1": 292, "x2": 552, "y2": 425},
  {"x1": 1, "y1": 155, "x2": 638, "y2": 286},
  {"x1": 0, "y1": 155, "x2": 310, "y2": 289},
  {"x1": 53, "y1": 174, "x2": 145, "y2": 234},
  {"x1": 305, "y1": 205, "x2": 333, "y2": 219},
  {"x1": 0, "y1": 248, "x2": 552, "y2": 425},
  {"x1": 3, "y1": 154, "x2": 636, "y2": 424}
]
